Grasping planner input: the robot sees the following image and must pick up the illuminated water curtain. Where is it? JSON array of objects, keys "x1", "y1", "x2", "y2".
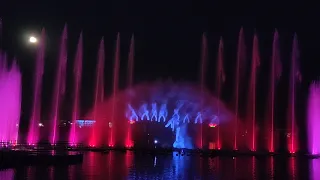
[
  {"x1": 0, "y1": 56, "x2": 21, "y2": 144},
  {"x1": 126, "y1": 101, "x2": 220, "y2": 149}
]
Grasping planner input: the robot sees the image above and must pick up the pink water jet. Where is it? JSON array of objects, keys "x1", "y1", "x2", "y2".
[
  {"x1": 126, "y1": 34, "x2": 135, "y2": 147},
  {"x1": 246, "y1": 32, "x2": 260, "y2": 151},
  {"x1": 287, "y1": 33, "x2": 301, "y2": 153},
  {"x1": 27, "y1": 28, "x2": 45, "y2": 145},
  {"x1": 90, "y1": 38, "x2": 105, "y2": 146},
  {"x1": 0, "y1": 55, "x2": 21, "y2": 144},
  {"x1": 234, "y1": 27, "x2": 246, "y2": 150},
  {"x1": 50, "y1": 25, "x2": 68, "y2": 144},
  {"x1": 69, "y1": 32, "x2": 83, "y2": 145},
  {"x1": 215, "y1": 37, "x2": 225, "y2": 149},
  {"x1": 110, "y1": 33, "x2": 121, "y2": 146},
  {"x1": 266, "y1": 30, "x2": 282, "y2": 152},
  {"x1": 307, "y1": 82, "x2": 320, "y2": 155}
]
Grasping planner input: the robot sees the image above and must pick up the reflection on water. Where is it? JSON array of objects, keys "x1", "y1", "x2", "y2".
[
  {"x1": 0, "y1": 169, "x2": 14, "y2": 180},
  {"x1": 311, "y1": 159, "x2": 320, "y2": 180},
  {"x1": 0, "y1": 151, "x2": 318, "y2": 179}
]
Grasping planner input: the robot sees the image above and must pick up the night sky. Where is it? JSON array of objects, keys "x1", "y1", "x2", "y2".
[{"x1": 0, "y1": 1, "x2": 319, "y2": 138}]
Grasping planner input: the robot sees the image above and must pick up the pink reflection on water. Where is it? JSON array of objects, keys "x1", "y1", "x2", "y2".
[
  {"x1": 311, "y1": 159, "x2": 320, "y2": 180},
  {"x1": 270, "y1": 157, "x2": 275, "y2": 179},
  {"x1": 0, "y1": 169, "x2": 14, "y2": 180},
  {"x1": 49, "y1": 166, "x2": 54, "y2": 180},
  {"x1": 289, "y1": 157, "x2": 297, "y2": 180}
]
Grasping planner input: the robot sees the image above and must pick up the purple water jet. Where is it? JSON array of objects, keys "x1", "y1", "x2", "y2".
[
  {"x1": 308, "y1": 82, "x2": 320, "y2": 155},
  {"x1": 50, "y1": 25, "x2": 68, "y2": 144},
  {"x1": 0, "y1": 55, "x2": 21, "y2": 144},
  {"x1": 27, "y1": 28, "x2": 45, "y2": 145},
  {"x1": 69, "y1": 32, "x2": 83, "y2": 145},
  {"x1": 266, "y1": 30, "x2": 282, "y2": 152},
  {"x1": 215, "y1": 37, "x2": 225, "y2": 149},
  {"x1": 90, "y1": 38, "x2": 105, "y2": 146}
]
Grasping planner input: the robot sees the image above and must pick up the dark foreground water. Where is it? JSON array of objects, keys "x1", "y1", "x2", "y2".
[{"x1": 0, "y1": 151, "x2": 319, "y2": 180}]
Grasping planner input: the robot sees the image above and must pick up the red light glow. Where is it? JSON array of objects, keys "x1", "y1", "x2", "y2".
[{"x1": 209, "y1": 123, "x2": 217, "y2": 128}]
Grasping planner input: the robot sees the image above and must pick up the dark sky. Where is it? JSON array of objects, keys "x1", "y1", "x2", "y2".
[{"x1": 0, "y1": 1, "x2": 319, "y2": 130}]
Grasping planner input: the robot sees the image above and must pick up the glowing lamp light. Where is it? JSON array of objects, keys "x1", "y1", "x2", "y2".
[
  {"x1": 154, "y1": 140, "x2": 158, "y2": 144},
  {"x1": 126, "y1": 144, "x2": 133, "y2": 148},
  {"x1": 38, "y1": 123, "x2": 44, "y2": 127},
  {"x1": 29, "y1": 36, "x2": 37, "y2": 43},
  {"x1": 129, "y1": 120, "x2": 135, "y2": 124},
  {"x1": 209, "y1": 123, "x2": 217, "y2": 128}
]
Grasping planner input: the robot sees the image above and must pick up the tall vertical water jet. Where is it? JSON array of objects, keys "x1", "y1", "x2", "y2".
[
  {"x1": 90, "y1": 38, "x2": 105, "y2": 146},
  {"x1": 27, "y1": 29, "x2": 45, "y2": 145},
  {"x1": 266, "y1": 30, "x2": 282, "y2": 152},
  {"x1": 126, "y1": 34, "x2": 135, "y2": 147},
  {"x1": 246, "y1": 32, "x2": 260, "y2": 151},
  {"x1": 0, "y1": 56, "x2": 21, "y2": 144},
  {"x1": 307, "y1": 82, "x2": 320, "y2": 155},
  {"x1": 287, "y1": 33, "x2": 301, "y2": 153},
  {"x1": 110, "y1": 33, "x2": 120, "y2": 146},
  {"x1": 199, "y1": 33, "x2": 208, "y2": 148},
  {"x1": 234, "y1": 27, "x2": 246, "y2": 150},
  {"x1": 69, "y1": 32, "x2": 83, "y2": 145},
  {"x1": 50, "y1": 25, "x2": 68, "y2": 144},
  {"x1": 215, "y1": 37, "x2": 225, "y2": 149}
]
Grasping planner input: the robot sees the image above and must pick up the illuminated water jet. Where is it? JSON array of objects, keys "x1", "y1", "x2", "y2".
[
  {"x1": 69, "y1": 32, "x2": 83, "y2": 145},
  {"x1": 126, "y1": 34, "x2": 135, "y2": 147},
  {"x1": 215, "y1": 37, "x2": 225, "y2": 150},
  {"x1": 234, "y1": 27, "x2": 246, "y2": 150},
  {"x1": 199, "y1": 33, "x2": 208, "y2": 148},
  {"x1": 266, "y1": 30, "x2": 282, "y2": 153},
  {"x1": 90, "y1": 38, "x2": 105, "y2": 147},
  {"x1": 0, "y1": 55, "x2": 21, "y2": 144},
  {"x1": 308, "y1": 82, "x2": 320, "y2": 155},
  {"x1": 110, "y1": 33, "x2": 121, "y2": 146},
  {"x1": 27, "y1": 28, "x2": 45, "y2": 145},
  {"x1": 287, "y1": 33, "x2": 301, "y2": 153},
  {"x1": 50, "y1": 25, "x2": 68, "y2": 145},
  {"x1": 246, "y1": 32, "x2": 260, "y2": 151}
]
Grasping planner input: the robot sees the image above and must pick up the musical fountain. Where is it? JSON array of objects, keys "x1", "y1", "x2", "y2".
[{"x1": 1, "y1": 24, "x2": 319, "y2": 158}]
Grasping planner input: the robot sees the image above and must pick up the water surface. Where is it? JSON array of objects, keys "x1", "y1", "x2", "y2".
[{"x1": 0, "y1": 151, "x2": 319, "y2": 179}]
